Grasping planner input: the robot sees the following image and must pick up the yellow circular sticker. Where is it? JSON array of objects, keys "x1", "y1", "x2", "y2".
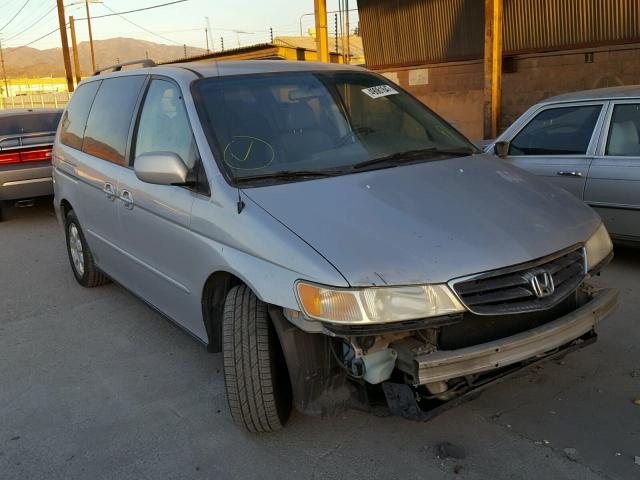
[{"x1": 223, "y1": 136, "x2": 275, "y2": 171}]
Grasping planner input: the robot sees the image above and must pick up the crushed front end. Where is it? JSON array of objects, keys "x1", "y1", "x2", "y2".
[{"x1": 270, "y1": 242, "x2": 618, "y2": 421}]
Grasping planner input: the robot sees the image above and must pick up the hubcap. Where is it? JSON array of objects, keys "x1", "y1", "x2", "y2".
[{"x1": 68, "y1": 223, "x2": 85, "y2": 276}]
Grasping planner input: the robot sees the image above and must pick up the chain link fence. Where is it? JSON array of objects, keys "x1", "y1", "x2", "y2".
[{"x1": 0, "y1": 92, "x2": 71, "y2": 110}]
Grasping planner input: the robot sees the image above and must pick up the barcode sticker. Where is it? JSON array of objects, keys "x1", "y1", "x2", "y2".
[{"x1": 361, "y1": 85, "x2": 399, "y2": 99}]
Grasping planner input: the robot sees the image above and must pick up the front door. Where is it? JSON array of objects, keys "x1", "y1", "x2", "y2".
[
  {"x1": 116, "y1": 77, "x2": 209, "y2": 339},
  {"x1": 503, "y1": 102, "x2": 607, "y2": 199},
  {"x1": 585, "y1": 101, "x2": 640, "y2": 242}
]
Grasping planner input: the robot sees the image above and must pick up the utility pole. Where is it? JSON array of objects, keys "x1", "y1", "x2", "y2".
[
  {"x1": 205, "y1": 27, "x2": 209, "y2": 53},
  {"x1": 483, "y1": 0, "x2": 503, "y2": 139},
  {"x1": 334, "y1": 14, "x2": 338, "y2": 53},
  {"x1": 69, "y1": 16, "x2": 82, "y2": 85},
  {"x1": 85, "y1": 0, "x2": 96, "y2": 72},
  {"x1": 220, "y1": 37, "x2": 224, "y2": 51},
  {"x1": 0, "y1": 39, "x2": 9, "y2": 100},
  {"x1": 345, "y1": 0, "x2": 350, "y2": 64},
  {"x1": 339, "y1": 0, "x2": 344, "y2": 61},
  {"x1": 205, "y1": 17, "x2": 214, "y2": 53},
  {"x1": 56, "y1": 0, "x2": 74, "y2": 92},
  {"x1": 183, "y1": 44, "x2": 187, "y2": 57},
  {"x1": 270, "y1": 27, "x2": 273, "y2": 43},
  {"x1": 313, "y1": 0, "x2": 329, "y2": 62}
]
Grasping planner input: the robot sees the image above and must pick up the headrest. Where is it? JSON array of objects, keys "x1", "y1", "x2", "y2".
[
  {"x1": 609, "y1": 120, "x2": 639, "y2": 155},
  {"x1": 284, "y1": 102, "x2": 317, "y2": 131}
]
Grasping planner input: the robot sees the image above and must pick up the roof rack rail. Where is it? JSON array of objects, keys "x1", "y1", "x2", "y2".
[{"x1": 93, "y1": 59, "x2": 156, "y2": 76}]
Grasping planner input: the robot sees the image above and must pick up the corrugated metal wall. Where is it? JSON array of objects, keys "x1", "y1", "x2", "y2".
[
  {"x1": 359, "y1": 0, "x2": 484, "y2": 68},
  {"x1": 359, "y1": 0, "x2": 640, "y2": 68},
  {"x1": 504, "y1": 0, "x2": 640, "y2": 52}
]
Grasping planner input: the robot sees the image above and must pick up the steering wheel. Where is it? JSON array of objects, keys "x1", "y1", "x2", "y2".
[{"x1": 336, "y1": 126, "x2": 376, "y2": 147}]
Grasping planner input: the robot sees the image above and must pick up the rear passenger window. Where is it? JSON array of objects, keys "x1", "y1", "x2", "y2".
[
  {"x1": 60, "y1": 81, "x2": 101, "y2": 150},
  {"x1": 509, "y1": 105, "x2": 602, "y2": 156},
  {"x1": 82, "y1": 76, "x2": 146, "y2": 165},
  {"x1": 605, "y1": 104, "x2": 640, "y2": 156}
]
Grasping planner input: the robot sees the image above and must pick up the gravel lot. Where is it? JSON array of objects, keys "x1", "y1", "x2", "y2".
[{"x1": 1, "y1": 201, "x2": 639, "y2": 480}]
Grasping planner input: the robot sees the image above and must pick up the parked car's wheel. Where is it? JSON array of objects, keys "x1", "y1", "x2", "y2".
[
  {"x1": 64, "y1": 210, "x2": 109, "y2": 287},
  {"x1": 222, "y1": 285, "x2": 292, "y2": 432}
]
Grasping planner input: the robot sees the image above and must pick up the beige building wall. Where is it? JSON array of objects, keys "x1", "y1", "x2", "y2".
[{"x1": 375, "y1": 44, "x2": 640, "y2": 141}]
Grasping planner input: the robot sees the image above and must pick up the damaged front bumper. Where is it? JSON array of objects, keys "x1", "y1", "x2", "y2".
[
  {"x1": 396, "y1": 286, "x2": 619, "y2": 386},
  {"x1": 270, "y1": 285, "x2": 619, "y2": 421}
]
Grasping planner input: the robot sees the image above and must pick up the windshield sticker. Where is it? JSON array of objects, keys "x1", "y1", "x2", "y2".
[
  {"x1": 223, "y1": 136, "x2": 275, "y2": 170},
  {"x1": 361, "y1": 85, "x2": 399, "y2": 99}
]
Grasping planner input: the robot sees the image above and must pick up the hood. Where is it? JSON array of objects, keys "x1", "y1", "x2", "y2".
[{"x1": 243, "y1": 154, "x2": 601, "y2": 286}]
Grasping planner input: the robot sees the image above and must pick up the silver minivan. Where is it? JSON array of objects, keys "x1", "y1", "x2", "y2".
[{"x1": 53, "y1": 60, "x2": 617, "y2": 432}]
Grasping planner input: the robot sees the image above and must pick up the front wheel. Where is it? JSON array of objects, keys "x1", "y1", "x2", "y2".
[
  {"x1": 222, "y1": 285, "x2": 292, "y2": 432},
  {"x1": 64, "y1": 210, "x2": 109, "y2": 288}
]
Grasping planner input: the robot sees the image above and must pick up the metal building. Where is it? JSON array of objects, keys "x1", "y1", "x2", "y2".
[{"x1": 357, "y1": 0, "x2": 640, "y2": 139}]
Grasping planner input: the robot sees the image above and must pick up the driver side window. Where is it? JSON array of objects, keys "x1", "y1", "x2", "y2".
[
  {"x1": 509, "y1": 105, "x2": 602, "y2": 156},
  {"x1": 134, "y1": 79, "x2": 207, "y2": 193},
  {"x1": 134, "y1": 79, "x2": 199, "y2": 170}
]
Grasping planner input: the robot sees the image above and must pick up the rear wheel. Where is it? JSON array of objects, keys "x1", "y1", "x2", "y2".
[
  {"x1": 222, "y1": 285, "x2": 292, "y2": 432},
  {"x1": 64, "y1": 210, "x2": 109, "y2": 287}
]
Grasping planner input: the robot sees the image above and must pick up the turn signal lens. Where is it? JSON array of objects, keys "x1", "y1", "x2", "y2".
[
  {"x1": 295, "y1": 281, "x2": 465, "y2": 324},
  {"x1": 585, "y1": 223, "x2": 613, "y2": 271}
]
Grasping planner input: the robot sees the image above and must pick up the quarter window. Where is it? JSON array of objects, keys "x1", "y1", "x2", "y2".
[
  {"x1": 60, "y1": 81, "x2": 101, "y2": 150},
  {"x1": 605, "y1": 104, "x2": 640, "y2": 156},
  {"x1": 82, "y1": 76, "x2": 146, "y2": 165},
  {"x1": 509, "y1": 105, "x2": 602, "y2": 156},
  {"x1": 133, "y1": 79, "x2": 199, "y2": 169}
]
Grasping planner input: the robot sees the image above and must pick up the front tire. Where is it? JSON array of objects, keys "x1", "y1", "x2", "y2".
[
  {"x1": 64, "y1": 210, "x2": 109, "y2": 288},
  {"x1": 222, "y1": 285, "x2": 292, "y2": 432}
]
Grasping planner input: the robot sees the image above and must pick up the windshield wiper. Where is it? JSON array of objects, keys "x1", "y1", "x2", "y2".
[
  {"x1": 234, "y1": 169, "x2": 344, "y2": 183},
  {"x1": 353, "y1": 147, "x2": 476, "y2": 170}
]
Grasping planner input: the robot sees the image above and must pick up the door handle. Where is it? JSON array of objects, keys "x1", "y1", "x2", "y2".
[
  {"x1": 556, "y1": 171, "x2": 583, "y2": 177},
  {"x1": 103, "y1": 182, "x2": 116, "y2": 200},
  {"x1": 119, "y1": 190, "x2": 134, "y2": 210}
]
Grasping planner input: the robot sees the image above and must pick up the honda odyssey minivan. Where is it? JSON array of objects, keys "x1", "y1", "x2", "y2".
[{"x1": 53, "y1": 60, "x2": 618, "y2": 432}]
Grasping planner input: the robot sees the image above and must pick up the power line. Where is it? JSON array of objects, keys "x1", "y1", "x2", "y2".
[
  {"x1": 4, "y1": 26, "x2": 60, "y2": 55},
  {"x1": 0, "y1": 0, "x2": 32, "y2": 32},
  {"x1": 3, "y1": 4, "x2": 57, "y2": 42},
  {"x1": 5, "y1": 0, "x2": 190, "y2": 50},
  {"x1": 78, "y1": 0, "x2": 189, "y2": 21},
  {"x1": 2, "y1": 0, "x2": 51, "y2": 36},
  {"x1": 99, "y1": 3, "x2": 184, "y2": 45}
]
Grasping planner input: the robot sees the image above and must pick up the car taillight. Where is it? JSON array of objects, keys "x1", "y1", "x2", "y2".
[
  {"x1": 20, "y1": 148, "x2": 53, "y2": 162},
  {"x1": 0, "y1": 152, "x2": 21, "y2": 165},
  {"x1": 0, "y1": 148, "x2": 52, "y2": 165}
]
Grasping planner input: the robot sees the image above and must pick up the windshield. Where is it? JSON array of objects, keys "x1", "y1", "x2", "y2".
[{"x1": 193, "y1": 71, "x2": 477, "y2": 183}]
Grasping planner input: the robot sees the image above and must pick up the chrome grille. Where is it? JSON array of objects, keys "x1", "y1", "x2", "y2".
[{"x1": 452, "y1": 249, "x2": 586, "y2": 315}]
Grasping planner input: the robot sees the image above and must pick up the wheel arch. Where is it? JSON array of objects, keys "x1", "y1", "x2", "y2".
[
  {"x1": 201, "y1": 270, "x2": 244, "y2": 352},
  {"x1": 60, "y1": 198, "x2": 73, "y2": 217}
]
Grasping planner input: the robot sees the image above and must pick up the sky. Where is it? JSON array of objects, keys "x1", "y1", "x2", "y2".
[{"x1": 0, "y1": 0, "x2": 360, "y2": 51}]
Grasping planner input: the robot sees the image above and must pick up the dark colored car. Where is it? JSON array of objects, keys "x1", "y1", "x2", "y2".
[{"x1": 0, "y1": 108, "x2": 63, "y2": 220}]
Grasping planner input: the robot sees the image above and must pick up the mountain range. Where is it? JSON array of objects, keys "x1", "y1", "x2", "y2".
[{"x1": 2, "y1": 37, "x2": 207, "y2": 78}]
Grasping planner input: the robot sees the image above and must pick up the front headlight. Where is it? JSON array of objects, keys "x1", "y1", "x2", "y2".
[
  {"x1": 585, "y1": 223, "x2": 613, "y2": 271},
  {"x1": 295, "y1": 281, "x2": 465, "y2": 324}
]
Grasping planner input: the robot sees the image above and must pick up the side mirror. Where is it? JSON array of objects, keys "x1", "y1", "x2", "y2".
[
  {"x1": 494, "y1": 140, "x2": 510, "y2": 158},
  {"x1": 134, "y1": 152, "x2": 188, "y2": 185}
]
